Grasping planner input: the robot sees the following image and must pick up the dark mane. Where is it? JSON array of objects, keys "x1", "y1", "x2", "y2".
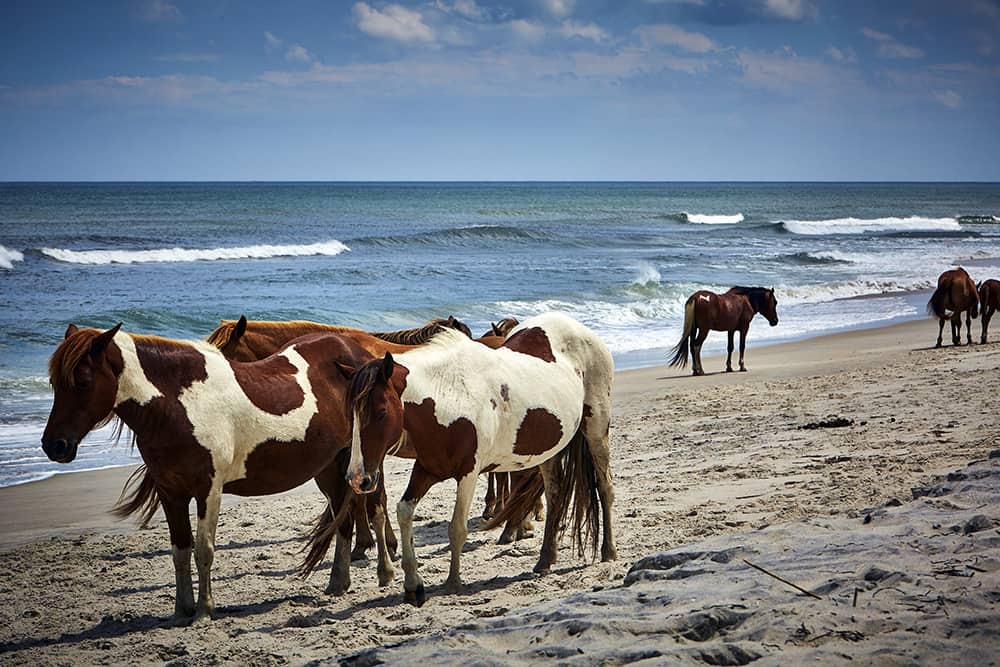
[
  {"x1": 346, "y1": 359, "x2": 385, "y2": 423},
  {"x1": 730, "y1": 286, "x2": 769, "y2": 313},
  {"x1": 49, "y1": 328, "x2": 104, "y2": 390},
  {"x1": 372, "y1": 317, "x2": 472, "y2": 344}
]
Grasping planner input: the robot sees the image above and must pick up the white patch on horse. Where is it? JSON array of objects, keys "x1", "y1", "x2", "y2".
[
  {"x1": 177, "y1": 342, "x2": 319, "y2": 482},
  {"x1": 113, "y1": 333, "x2": 164, "y2": 407},
  {"x1": 699, "y1": 294, "x2": 711, "y2": 302}
]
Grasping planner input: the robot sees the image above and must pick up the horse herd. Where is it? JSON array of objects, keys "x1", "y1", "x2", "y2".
[{"x1": 37, "y1": 272, "x2": 999, "y2": 624}]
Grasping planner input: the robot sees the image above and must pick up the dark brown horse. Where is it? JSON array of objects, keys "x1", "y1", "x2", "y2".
[
  {"x1": 927, "y1": 267, "x2": 979, "y2": 347},
  {"x1": 978, "y1": 279, "x2": 1000, "y2": 344},
  {"x1": 42, "y1": 325, "x2": 375, "y2": 622},
  {"x1": 668, "y1": 286, "x2": 779, "y2": 376}
]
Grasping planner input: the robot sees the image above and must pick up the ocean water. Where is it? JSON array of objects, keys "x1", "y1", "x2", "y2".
[{"x1": 1, "y1": 182, "x2": 999, "y2": 487}]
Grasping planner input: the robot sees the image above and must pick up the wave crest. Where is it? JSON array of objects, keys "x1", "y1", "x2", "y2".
[
  {"x1": 0, "y1": 245, "x2": 25, "y2": 270},
  {"x1": 958, "y1": 215, "x2": 999, "y2": 224},
  {"x1": 39, "y1": 240, "x2": 350, "y2": 265},
  {"x1": 680, "y1": 212, "x2": 745, "y2": 225},
  {"x1": 777, "y1": 216, "x2": 959, "y2": 235}
]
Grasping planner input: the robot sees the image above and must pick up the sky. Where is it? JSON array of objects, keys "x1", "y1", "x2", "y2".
[{"x1": 2, "y1": 0, "x2": 999, "y2": 181}]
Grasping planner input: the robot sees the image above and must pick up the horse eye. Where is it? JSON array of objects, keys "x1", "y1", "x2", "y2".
[{"x1": 376, "y1": 409, "x2": 388, "y2": 420}]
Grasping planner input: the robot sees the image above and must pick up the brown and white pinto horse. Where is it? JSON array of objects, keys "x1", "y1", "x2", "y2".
[
  {"x1": 668, "y1": 286, "x2": 779, "y2": 376},
  {"x1": 344, "y1": 312, "x2": 616, "y2": 606},
  {"x1": 42, "y1": 325, "x2": 374, "y2": 622},
  {"x1": 978, "y1": 279, "x2": 999, "y2": 344},
  {"x1": 927, "y1": 267, "x2": 979, "y2": 347}
]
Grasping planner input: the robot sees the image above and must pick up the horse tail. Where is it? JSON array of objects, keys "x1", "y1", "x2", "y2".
[
  {"x1": 482, "y1": 468, "x2": 544, "y2": 532},
  {"x1": 298, "y1": 492, "x2": 354, "y2": 577},
  {"x1": 927, "y1": 284, "x2": 948, "y2": 319},
  {"x1": 110, "y1": 465, "x2": 160, "y2": 528},
  {"x1": 667, "y1": 297, "x2": 696, "y2": 367}
]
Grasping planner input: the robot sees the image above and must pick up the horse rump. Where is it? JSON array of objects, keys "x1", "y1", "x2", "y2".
[{"x1": 667, "y1": 298, "x2": 696, "y2": 367}]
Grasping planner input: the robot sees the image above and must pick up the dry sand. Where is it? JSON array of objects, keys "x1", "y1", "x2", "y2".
[{"x1": 1, "y1": 318, "x2": 998, "y2": 665}]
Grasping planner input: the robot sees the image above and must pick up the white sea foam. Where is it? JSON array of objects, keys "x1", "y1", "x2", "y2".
[
  {"x1": 682, "y1": 212, "x2": 745, "y2": 225},
  {"x1": 40, "y1": 240, "x2": 350, "y2": 265},
  {"x1": 631, "y1": 263, "x2": 662, "y2": 286},
  {"x1": 776, "y1": 278, "x2": 935, "y2": 305},
  {"x1": 0, "y1": 245, "x2": 25, "y2": 270},
  {"x1": 778, "y1": 216, "x2": 960, "y2": 235}
]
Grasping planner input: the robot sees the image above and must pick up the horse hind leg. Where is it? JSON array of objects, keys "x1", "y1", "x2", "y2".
[
  {"x1": 534, "y1": 458, "x2": 563, "y2": 574},
  {"x1": 966, "y1": 309, "x2": 974, "y2": 345},
  {"x1": 952, "y1": 314, "x2": 962, "y2": 346},
  {"x1": 692, "y1": 326, "x2": 709, "y2": 376},
  {"x1": 983, "y1": 306, "x2": 995, "y2": 344},
  {"x1": 936, "y1": 317, "x2": 945, "y2": 348},
  {"x1": 583, "y1": 412, "x2": 617, "y2": 563},
  {"x1": 725, "y1": 331, "x2": 735, "y2": 372}
]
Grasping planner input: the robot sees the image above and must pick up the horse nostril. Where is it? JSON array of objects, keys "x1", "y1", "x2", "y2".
[{"x1": 360, "y1": 475, "x2": 374, "y2": 492}]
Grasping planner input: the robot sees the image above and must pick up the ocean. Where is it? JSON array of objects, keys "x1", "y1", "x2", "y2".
[{"x1": 1, "y1": 181, "x2": 999, "y2": 487}]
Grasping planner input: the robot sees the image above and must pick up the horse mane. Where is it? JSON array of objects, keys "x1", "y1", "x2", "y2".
[
  {"x1": 372, "y1": 317, "x2": 471, "y2": 345},
  {"x1": 49, "y1": 328, "x2": 104, "y2": 390},
  {"x1": 729, "y1": 286, "x2": 769, "y2": 313},
  {"x1": 347, "y1": 359, "x2": 386, "y2": 423},
  {"x1": 205, "y1": 320, "x2": 238, "y2": 348},
  {"x1": 206, "y1": 319, "x2": 361, "y2": 350}
]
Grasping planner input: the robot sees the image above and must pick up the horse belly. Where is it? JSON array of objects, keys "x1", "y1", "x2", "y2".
[{"x1": 222, "y1": 438, "x2": 339, "y2": 496}]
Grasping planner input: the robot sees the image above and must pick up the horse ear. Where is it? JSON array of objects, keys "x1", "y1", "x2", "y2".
[
  {"x1": 491, "y1": 321, "x2": 502, "y2": 337},
  {"x1": 90, "y1": 323, "x2": 122, "y2": 357},
  {"x1": 64, "y1": 323, "x2": 79, "y2": 339},
  {"x1": 234, "y1": 315, "x2": 248, "y2": 341},
  {"x1": 380, "y1": 352, "x2": 395, "y2": 380}
]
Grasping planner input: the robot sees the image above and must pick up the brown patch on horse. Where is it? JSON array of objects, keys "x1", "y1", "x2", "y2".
[
  {"x1": 513, "y1": 407, "x2": 564, "y2": 456},
  {"x1": 224, "y1": 438, "x2": 334, "y2": 495},
  {"x1": 133, "y1": 336, "x2": 209, "y2": 400},
  {"x1": 232, "y1": 355, "x2": 305, "y2": 416},
  {"x1": 404, "y1": 397, "x2": 477, "y2": 481},
  {"x1": 503, "y1": 327, "x2": 556, "y2": 363}
]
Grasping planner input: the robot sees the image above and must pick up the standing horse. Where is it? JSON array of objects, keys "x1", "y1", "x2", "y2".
[
  {"x1": 344, "y1": 312, "x2": 616, "y2": 606},
  {"x1": 927, "y1": 267, "x2": 979, "y2": 347},
  {"x1": 42, "y1": 324, "x2": 377, "y2": 622},
  {"x1": 978, "y1": 279, "x2": 1000, "y2": 344},
  {"x1": 668, "y1": 286, "x2": 779, "y2": 376}
]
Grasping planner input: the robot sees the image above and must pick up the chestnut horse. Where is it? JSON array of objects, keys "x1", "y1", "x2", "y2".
[
  {"x1": 927, "y1": 267, "x2": 979, "y2": 347},
  {"x1": 668, "y1": 286, "x2": 779, "y2": 376},
  {"x1": 205, "y1": 316, "x2": 471, "y2": 567},
  {"x1": 978, "y1": 279, "x2": 1000, "y2": 344},
  {"x1": 344, "y1": 312, "x2": 616, "y2": 606},
  {"x1": 42, "y1": 325, "x2": 376, "y2": 622}
]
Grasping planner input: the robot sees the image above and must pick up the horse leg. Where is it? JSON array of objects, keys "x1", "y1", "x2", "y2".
[
  {"x1": 397, "y1": 462, "x2": 440, "y2": 607},
  {"x1": 445, "y1": 472, "x2": 477, "y2": 594},
  {"x1": 692, "y1": 327, "x2": 709, "y2": 376},
  {"x1": 983, "y1": 306, "x2": 994, "y2": 344},
  {"x1": 738, "y1": 326, "x2": 748, "y2": 371},
  {"x1": 377, "y1": 472, "x2": 398, "y2": 560},
  {"x1": 584, "y1": 410, "x2": 617, "y2": 563},
  {"x1": 161, "y1": 494, "x2": 196, "y2": 621},
  {"x1": 192, "y1": 486, "x2": 223, "y2": 623},
  {"x1": 725, "y1": 331, "x2": 735, "y2": 372},
  {"x1": 371, "y1": 496, "x2": 395, "y2": 587},
  {"x1": 351, "y1": 494, "x2": 374, "y2": 561},
  {"x1": 936, "y1": 317, "x2": 945, "y2": 348},
  {"x1": 534, "y1": 458, "x2": 562, "y2": 573},
  {"x1": 312, "y1": 459, "x2": 354, "y2": 595},
  {"x1": 966, "y1": 309, "x2": 974, "y2": 345},
  {"x1": 483, "y1": 472, "x2": 497, "y2": 520},
  {"x1": 951, "y1": 313, "x2": 961, "y2": 346}
]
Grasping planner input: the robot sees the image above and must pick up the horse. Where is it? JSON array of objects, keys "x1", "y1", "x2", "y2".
[
  {"x1": 204, "y1": 315, "x2": 470, "y2": 566},
  {"x1": 978, "y1": 279, "x2": 1000, "y2": 344},
  {"x1": 42, "y1": 324, "x2": 378, "y2": 622},
  {"x1": 668, "y1": 286, "x2": 779, "y2": 376},
  {"x1": 343, "y1": 312, "x2": 616, "y2": 606},
  {"x1": 927, "y1": 267, "x2": 979, "y2": 347}
]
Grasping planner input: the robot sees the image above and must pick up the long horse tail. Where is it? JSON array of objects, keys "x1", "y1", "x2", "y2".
[
  {"x1": 298, "y1": 492, "x2": 355, "y2": 577},
  {"x1": 667, "y1": 297, "x2": 696, "y2": 367},
  {"x1": 110, "y1": 465, "x2": 160, "y2": 528},
  {"x1": 927, "y1": 284, "x2": 948, "y2": 320},
  {"x1": 482, "y1": 468, "x2": 544, "y2": 533}
]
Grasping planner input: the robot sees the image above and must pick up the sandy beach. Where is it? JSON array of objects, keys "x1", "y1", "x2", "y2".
[{"x1": 1, "y1": 317, "x2": 998, "y2": 665}]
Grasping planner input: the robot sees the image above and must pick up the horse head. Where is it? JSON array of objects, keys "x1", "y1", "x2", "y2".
[
  {"x1": 344, "y1": 352, "x2": 405, "y2": 495},
  {"x1": 760, "y1": 288, "x2": 779, "y2": 327},
  {"x1": 444, "y1": 315, "x2": 473, "y2": 339},
  {"x1": 207, "y1": 315, "x2": 252, "y2": 361},
  {"x1": 42, "y1": 323, "x2": 123, "y2": 463}
]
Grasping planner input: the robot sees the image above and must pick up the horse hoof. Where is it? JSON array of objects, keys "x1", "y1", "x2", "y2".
[
  {"x1": 377, "y1": 566, "x2": 395, "y2": 588},
  {"x1": 533, "y1": 562, "x2": 552, "y2": 575},
  {"x1": 739, "y1": 368, "x2": 747, "y2": 373},
  {"x1": 350, "y1": 547, "x2": 368, "y2": 562},
  {"x1": 405, "y1": 584, "x2": 426, "y2": 607},
  {"x1": 325, "y1": 582, "x2": 349, "y2": 596},
  {"x1": 497, "y1": 531, "x2": 514, "y2": 545},
  {"x1": 445, "y1": 579, "x2": 463, "y2": 595},
  {"x1": 601, "y1": 546, "x2": 618, "y2": 562}
]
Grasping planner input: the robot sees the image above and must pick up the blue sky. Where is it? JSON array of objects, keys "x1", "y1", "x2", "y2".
[{"x1": 2, "y1": 0, "x2": 999, "y2": 180}]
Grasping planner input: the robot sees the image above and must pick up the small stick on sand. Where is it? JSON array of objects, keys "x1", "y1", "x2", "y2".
[{"x1": 743, "y1": 559, "x2": 823, "y2": 600}]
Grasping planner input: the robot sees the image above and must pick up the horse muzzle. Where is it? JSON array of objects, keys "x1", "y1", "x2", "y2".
[
  {"x1": 346, "y1": 468, "x2": 380, "y2": 495},
  {"x1": 41, "y1": 437, "x2": 79, "y2": 463},
  {"x1": 769, "y1": 317, "x2": 779, "y2": 327}
]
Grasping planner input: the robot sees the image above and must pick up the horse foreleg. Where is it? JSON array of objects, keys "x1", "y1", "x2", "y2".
[
  {"x1": 161, "y1": 494, "x2": 195, "y2": 621},
  {"x1": 966, "y1": 309, "x2": 974, "y2": 345},
  {"x1": 983, "y1": 306, "x2": 994, "y2": 344},
  {"x1": 351, "y1": 494, "x2": 374, "y2": 561},
  {"x1": 192, "y1": 487, "x2": 222, "y2": 623},
  {"x1": 445, "y1": 473, "x2": 477, "y2": 594},
  {"x1": 377, "y1": 472, "x2": 398, "y2": 560},
  {"x1": 725, "y1": 331, "x2": 735, "y2": 372},
  {"x1": 483, "y1": 472, "x2": 497, "y2": 520},
  {"x1": 936, "y1": 317, "x2": 945, "y2": 348},
  {"x1": 371, "y1": 499, "x2": 395, "y2": 587},
  {"x1": 534, "y1": 458, "x2": 562, "y2": 573},
  {"x1": 398, "y1": 462, "x2": 440, "y2": 607},
  {"x1": 738, "y1": 327, "x2": 748, "y2": 371}
]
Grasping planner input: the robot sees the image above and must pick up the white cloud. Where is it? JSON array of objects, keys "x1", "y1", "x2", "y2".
[
  {"x1": 933, "y1": 89, "x2": 962, "y2": 109},
  {"x1": 637, "y1": 24, "x2": 716, "y2": 53},
  {"x1": 540, "y1": 0, "x2": 575, "y2": 18},
  {"x1": 353, "y1": 2, "x2": 435, "y2": 43},
  {"x1": 285, "y1": 45, "x2": 314, "y2": 64},
  {"x1": 762, "y1": 0, "x2": 815, "y2": 21},
  {"x1": 136, "y1": 0, "x2": 182, "y2": 22},
  {"x1": 825, "y1": 45, "x2": 857, "y2": 64},
  {"x1": 510, "y1": 19, "x2": 545, "y2": 42},
  {"x1": 559, "y1": 20, "x2": 608, "y2": 43},
  {"x1": 862, "y1": 27, "x2": 924, "y2": 59},
  {"x1": 436, "y1": 0, "x2": 487, "y2": 21},
  {"x1": 265, "y1": 31, "x2": 283, "y2": 51}
]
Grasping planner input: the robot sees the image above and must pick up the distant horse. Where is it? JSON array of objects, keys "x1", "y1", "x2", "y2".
[
  {"x1": 927, "y1": 268, "x2": 979, "y2": 347},
  {"x1": 205, "y1": 315, "x2": 471, "y2": 566},
  {"x1": 668, "y1": 287, "x2": 779, "y2": 376},
  {"x1": 42, "y1": 325, "x2": 375, "y2": 622},
  {"x1": 978, "y1": 279, "x2": 999, "y2": 344},
  {"x1": 344, "y1": 312, "x2": 616, "y2": 606}
]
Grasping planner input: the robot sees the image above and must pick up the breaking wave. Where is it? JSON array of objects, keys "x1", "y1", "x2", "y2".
[
  {"x1": 777, "y1": 216, "x2": 960, "y2": 235},
  {"x1": 0, "y1": 245, "x2": 24, "y2": 270},
  {"x1": 679, "y1": 212, "x2": 745, "y2": 225},
  {"x1": 958, "y1": 215, "x2": 999, "y2": 224},
  {"x1": 39, "y1": 240, "x2": 350, "y2": 265}
]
